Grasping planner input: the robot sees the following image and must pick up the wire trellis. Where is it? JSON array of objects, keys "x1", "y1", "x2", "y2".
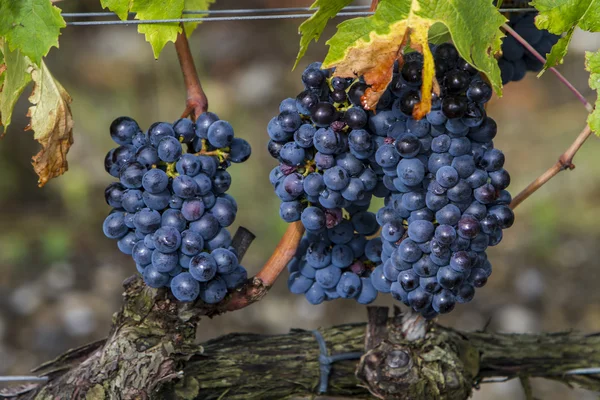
[{"x1": 62, "y1": 6, "x2": 538, "y2": 26}]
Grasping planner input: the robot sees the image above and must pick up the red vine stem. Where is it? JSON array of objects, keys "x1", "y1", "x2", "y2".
[
  {"x1": 501, "y1": 23, "x2": 594, "y2": 113},
  {"x1": 174, "y1": 25, "x2": 208, "y2": 121},
  {"x1": 223, "y1": 222, "x2": 305, "y2": 312},
  {"x1": 369, "y1": 0, "x2": 379, "y2": 12},
  {"x1": 510, "y1": 124, "x2": 593, "y2": 209},
  {"x1": 501, "y1": 23, "x2": 596, "y2": 209},
  {"x1": 255, "y1": 222, "x2": 305, "y2": 285}
]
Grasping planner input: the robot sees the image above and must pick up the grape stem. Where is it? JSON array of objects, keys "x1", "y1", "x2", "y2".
[
  {"x1": 223, "y1": 222, "x2": 305, "y2": 312},
  {"x1": 502, "y1": 23, "x2": 597, "y2": 209},
  {"x1": 501, "y1": 23, "x2": 594, "y2": 113},
  {"x1": 174, "y1": 25, "x2": 208, "y2": 121},
  {"x1": 510, "y1": 124, "x2": 593, "y2": 209},
  {"x1": 369, "y1": 0, "x2": 379, "y2": 12}
]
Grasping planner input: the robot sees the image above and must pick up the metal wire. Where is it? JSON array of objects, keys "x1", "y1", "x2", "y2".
[
  {"x1": 0, "y1": 376, "x2": 48, "y2": 383},
  {"x1": 62, "y1": 5, "x2": 371, "y2": 18},
  {"x1": 66, "y1": 12, "x2": 374, "y2": 26},
  {"x1": 64, "y1": 7, "x2": 538, "y2": 26}
]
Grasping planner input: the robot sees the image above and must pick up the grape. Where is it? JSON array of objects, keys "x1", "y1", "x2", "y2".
[
  {"x1": 336, "y1": 272, "x2": 361, "y2": 298},
  {"x1": 488, "y1": 205, "x2": 515, "y2": 229},
  {"x1": 357, "y1": 277, "x2": 378, "y2": 304},
  {"x1": 206, "y1": 228, "x2": 232, "y2": 250},
  {"x1": 210, "y1": 198, "x2": 236, "y2": 227},
  {"x1": 206, "y1": 120, "x2": 234, "y2": 148},
  {"x1": 302, "y1": 67, "x2": 325, "y2": 89},
  {"x1": 120, "y1": 162, "x2": 146, "y2": 189},
  {"x1": 105, "y1": 182, "x2": 126, "y2": 208},
  {"x1": 303, "y1": 282, "x2": 324, "y2": 305},
  {"x1": 212, "y1": 170, "x2": 232, "y2": 194},
  {"x1": 179, "y1": 230, "x2": 203, "y2": 257},
  {"x1": 396, "y1": 158, "x2": 425, "y2": 186},
  {"x1": 142, "y1": 190, "x2": 171, "y2": 210},
  {"x1": 445, "y1": 70, "x2": 470, "y2": 93},
  {"x1": 402, "y1": 61, "x2": 422, "y2": 85},
  {"x1": 152, "y1": 250, "x2": 178, "y2": 273},
  {"x1": 288, "y1": 272, "x2": 313, "y2": 294},
  {"x1": 345, "y1": 107, "x2": 368, "y2": 129},
  {"x1": 157, "y1": 136, "x2": 182, "y2": 163},
  {"x1": 303, "y1": 173, "x2": 325, "y2": 196},
  {"x1": 189, "y1": 252, "x2": 217, "y2": 282},
  {"x1": 442, "y1": 96, "x2": 468, "y2": 119},
  {"x1": 110, "y1": 116, "x2": 141, "y2": 145},
  {"x1": 170, "y1": 272, "x2": 200, "y2": 302},
  {"x1": 280, "y1": 201, "x2": 302, "y2": 222},
  {"x1": 279, "y1": 142, "x2": 306, "y2": 166},
  {"x1": 315, "y1": 265, "x2": 342, "y2": 289},
  {"x1": 117, "y1": 232, "x2": 138, "y2": 254},
  {"x1": 153, "y1": 226, "x2": 182, "y2": 253},
  {"x1": 436, "y1": 165, "x2": 459, "y2": 188},
  {"x1": 312, "y1": 102, "x2": 337, "y2": 127},
  {"x1": 142, "y1": 169, "x2": 169, "y2": 194},
  {"x1": 221, "y1": 266, "x2": 248, "y2": 289},
  {"x1": 143, "y1": 265, "x2": 170, "y2": 288},
  {"x1": 200, "y1": 277, "x2": 228, "y2": 304},
  {"x1": 134, "y1": 146, "x2": 158, "y2": 170}
]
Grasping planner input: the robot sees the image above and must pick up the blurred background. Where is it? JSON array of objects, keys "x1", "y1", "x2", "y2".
[{"x1": 1, "y1": 1, "x2": 599, "y2": 399}]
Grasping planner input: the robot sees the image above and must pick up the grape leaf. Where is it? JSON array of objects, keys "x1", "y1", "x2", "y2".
[
  {"x1": 183, "y1": 0, "x2": 215, "y2": 37},
  {"x1": 26, "y1": 60, "x2": 73, "y2": 187},
  {"x1": 294, "y1": 0, "x2": 354, "y2": 69},
  {"x1": 0, "y1": 0, "x2": 66, "y2": 65},
  {"x1": 131, "y1": 0, "x2": 185, "y2": 59},
  {"x1": 100, "y1": 0, "x2": 133, "y2": 20},
  {"x1": 533, "y1": 0, "x2": 600, "y2": 70},
  {"x1": 0, "y1": 43, "x2": 33, "y2": 135},
  {"x1": 585, "y1": 50, "x2": 600, "y2": 137},
  {"x1": 323, "y1": 0, "x2": 505, "y2": 112}
]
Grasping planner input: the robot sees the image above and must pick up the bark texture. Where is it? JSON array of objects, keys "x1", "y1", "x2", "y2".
[{"x1": 3, "y1": 278, "x2": 600, "y2": 400}]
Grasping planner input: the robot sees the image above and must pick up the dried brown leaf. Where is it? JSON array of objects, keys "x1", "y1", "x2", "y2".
[{"x1": 26, "y1": 61, "x2": 73, "y2": 187}]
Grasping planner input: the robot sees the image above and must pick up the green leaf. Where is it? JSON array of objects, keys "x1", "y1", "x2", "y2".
[
  {"x1": 533, "y1": 0, "x2": 600, "y2": 70},
  {"x1": 183, "y1": 0, "x2": 215, "y2": 37},
  {"x1": 414, "y1": 0, "x2": 506, "y2": 95},
  {"x1": 0, "y1": 42, "x2": 32, "y2": 134},
  {"x1": 100, "y1": 0, "x2": 133, "y2": 20},
  {"x1": 131, "y1": 0, "x2": 185, "y2": 59},
  {"x1": 27, "y1": 60, "x2": 73, "y2": 187},
  {"x1": 294, "y1": 0, "x2": 354, "y2": 69},
  {"x1": 322, "y1": 0, "x2": 505, "y2": 111},
  {"x1": 585, "y1": 50, "x2": 600, "y2": 137},
  {"x1": 0, "y1": 0, "x2": 66, "y2": 65},
  {"x1": 428, "y1": 22, "x2": 450, "y2": 45}
]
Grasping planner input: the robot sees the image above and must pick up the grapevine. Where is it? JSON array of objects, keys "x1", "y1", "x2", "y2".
[{"x1": 0, "y1": 1, "x2": 599, "y2": 399}]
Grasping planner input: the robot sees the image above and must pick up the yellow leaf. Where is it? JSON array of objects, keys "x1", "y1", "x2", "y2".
[
  {"x1": 333, "y1": 19, "x2": 408, "y2": 110},
  {"x1": 27, "y1": 60, "x2": 73, "y2": 187},
  {"x1": 409, "y1": 17, "x2": 433, "y2": 119}
]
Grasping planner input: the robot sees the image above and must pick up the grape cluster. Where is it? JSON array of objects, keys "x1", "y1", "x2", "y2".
[
  {"x1": 102, "y1": 114, "x2": 251, "y2": 303},
  {"x1": 268, "y1": 62, "x2": 390, "y2": 233},
  {"x1": 271, "y1": 42, "x2": 514, "y2": 318},
  {"x1": 499, "y1": 12, "x2": 559, "y2": 84},
  {"x1": 373, "y1": 43, "x2": 514, "y2": 318},
  {"x1": 287, "y1": 208, "x2": 382, "y2": 304}
]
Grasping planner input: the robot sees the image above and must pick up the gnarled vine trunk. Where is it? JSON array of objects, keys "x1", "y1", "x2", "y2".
[{"x1": 2, "y1": 277, "x2": 600, "y2": 400}]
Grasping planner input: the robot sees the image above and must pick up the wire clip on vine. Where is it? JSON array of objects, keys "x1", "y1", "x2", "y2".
[{"x1": 311, "y1": 329, "x2": 363, "y2": 394}]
